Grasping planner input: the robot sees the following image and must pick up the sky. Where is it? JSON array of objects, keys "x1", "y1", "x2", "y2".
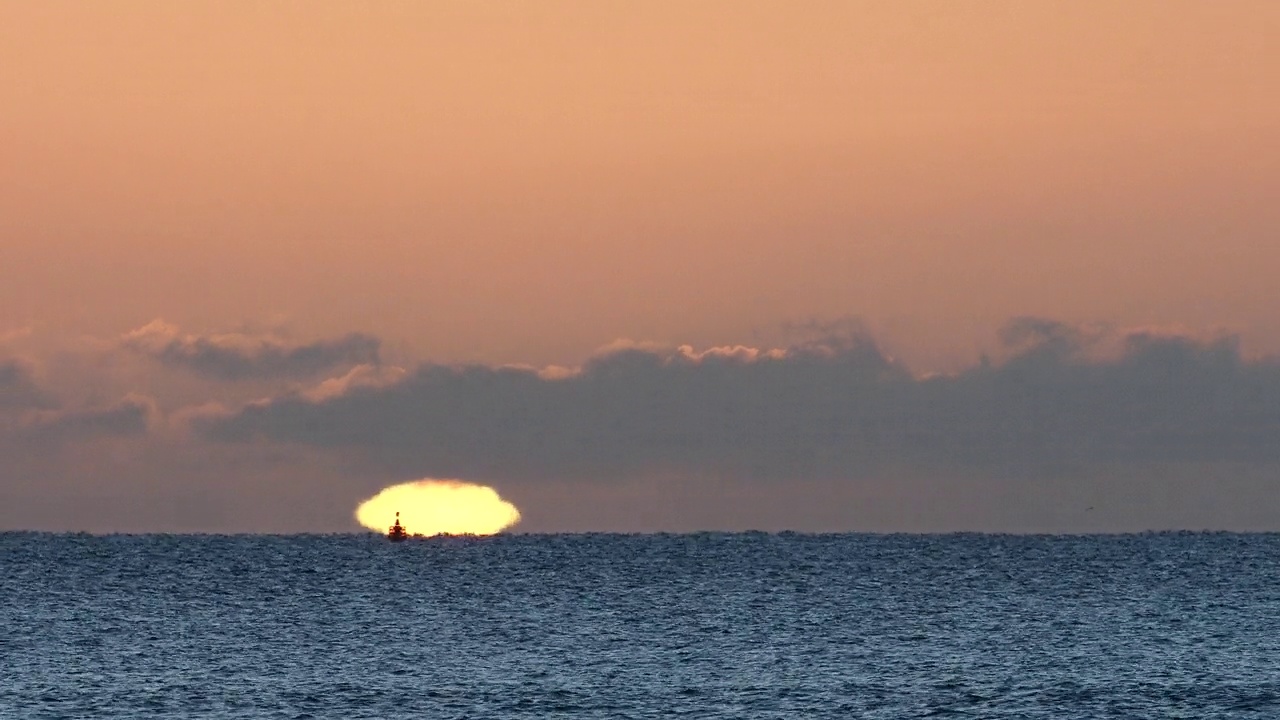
[{"x1": 2, "y1": 1, "x2": 1278, "y2": 533}]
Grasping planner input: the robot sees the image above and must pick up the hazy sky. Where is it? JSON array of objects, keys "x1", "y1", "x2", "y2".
[{"x1": 2, "y1": 2, "x2": 1278, "y2": 533}]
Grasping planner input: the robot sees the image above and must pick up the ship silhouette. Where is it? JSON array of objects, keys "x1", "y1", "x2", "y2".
[{"x1": 387, "y1": 512, "x2": 408, "y2": 542}]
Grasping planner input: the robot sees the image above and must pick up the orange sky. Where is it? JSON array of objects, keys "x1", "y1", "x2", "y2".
[
  {"x1": 3, "y1": 1, "x2": 1278, "y2": 368},
  {"x1": 3, "y1": 1, "x2": 1280, "y2": 533}
]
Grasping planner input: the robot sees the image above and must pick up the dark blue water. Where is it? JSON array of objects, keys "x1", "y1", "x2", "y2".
[{"x1": 3, "y1": 532, "x2": 1279, "y2": 718}]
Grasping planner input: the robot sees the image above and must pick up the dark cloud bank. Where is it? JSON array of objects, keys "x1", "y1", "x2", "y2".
[
  {"x1": 121, "y1": 320, "x2": 380, "y2": 381},
  {"x1": 199, "y1": 318, "x2": 1280, "y2": 483},
  {"x1": 0, "y1": 363, "x2": 152, "y2": 444},
  {"x1": 1, "y1": 356, "x2": 151, "y2": 453},
  {"x1": 0, "y1": 359, "x2": 54, "y2": 410},
  {"x1": 17, "y1": 397, "x2": 154, "y2": 445}
]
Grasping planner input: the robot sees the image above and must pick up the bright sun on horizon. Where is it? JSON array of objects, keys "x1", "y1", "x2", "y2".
[{"x1": 355, "y1": 479, "x2": 521, "y2": 536}]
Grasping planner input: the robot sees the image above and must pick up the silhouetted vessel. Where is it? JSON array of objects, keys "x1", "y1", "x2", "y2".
[{"x1": 387, "y1": 512, "x2": 408, "y2": 542}]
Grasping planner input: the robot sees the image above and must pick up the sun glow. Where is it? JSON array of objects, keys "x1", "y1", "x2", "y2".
[{"x1": 355, "y1": 479, "x2": 521, "y2": 536}]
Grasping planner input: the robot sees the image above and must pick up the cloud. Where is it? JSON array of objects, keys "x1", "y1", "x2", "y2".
[
  {"x1": 120, "y1": 320, "x2": 381, "y2": 381},
  {"x1": 195, "y1": 318, "x2": 1280, "y2": 483},
  {"x1": 0, "y1": 358, "x2": 55, "y2": 410},
  {"x1": 17, "y1": 395, "x2": 156, "y2": 444},
  {"x1": 300, "y1": 363, "x2": 407, "y2": 402},
  {"x1": 7, "y1": 317, "x2": 1280, "y2": 533},
  {"x1": 0, "y1": 326, "x2": 34, "y2": 344}
]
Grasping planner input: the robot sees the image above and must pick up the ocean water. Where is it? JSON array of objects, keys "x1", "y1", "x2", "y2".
[{"x1": 2, "y1": 532, "x2": 1279, "y2": 719}]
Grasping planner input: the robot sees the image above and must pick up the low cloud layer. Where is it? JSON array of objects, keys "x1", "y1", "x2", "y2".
[
  {"x1": 121, "y1": 320, "x2": 380, "y2": 381},
  {"x1": 17, "y1": 396, "x2": 155, "y2": 445},
  {"x1": 197, "y1": 318, "x2": 1280, "y2": 482},
  {"x1": 2, "y1": 350, "x2": 149, "y2": 450},
  {"x1": 6, "y1": 317, "x2": 1280, "y2": 533},
  {"x1": 0, "y1": 358, "x2": 54, "y2": 410}
]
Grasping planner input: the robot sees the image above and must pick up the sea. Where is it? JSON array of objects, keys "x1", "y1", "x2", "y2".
[{"x1": 2, "y1": 532, "x2": 1278, "y2": 719}]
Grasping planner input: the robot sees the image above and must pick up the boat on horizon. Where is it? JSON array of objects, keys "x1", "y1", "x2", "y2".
[
  {"x1": 387, "y1": 512, "x2": 409, "y2": 542},
  {"x1": 386, "y1": 512, "x2": 487, "y2": 542}
]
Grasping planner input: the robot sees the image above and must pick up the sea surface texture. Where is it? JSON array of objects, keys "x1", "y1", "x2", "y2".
[{"x1": 2, "y1": 532, "x2": 1279, "y2": 719}]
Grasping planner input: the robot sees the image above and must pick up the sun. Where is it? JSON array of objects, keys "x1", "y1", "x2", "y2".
[{"x1": 355, "y1": 479, "x2": 521, "y2": 536}]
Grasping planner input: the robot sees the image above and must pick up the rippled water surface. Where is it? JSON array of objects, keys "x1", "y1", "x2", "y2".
[{"x1": 3, "y1": 532, "x2": 1279, "y2": 718}]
